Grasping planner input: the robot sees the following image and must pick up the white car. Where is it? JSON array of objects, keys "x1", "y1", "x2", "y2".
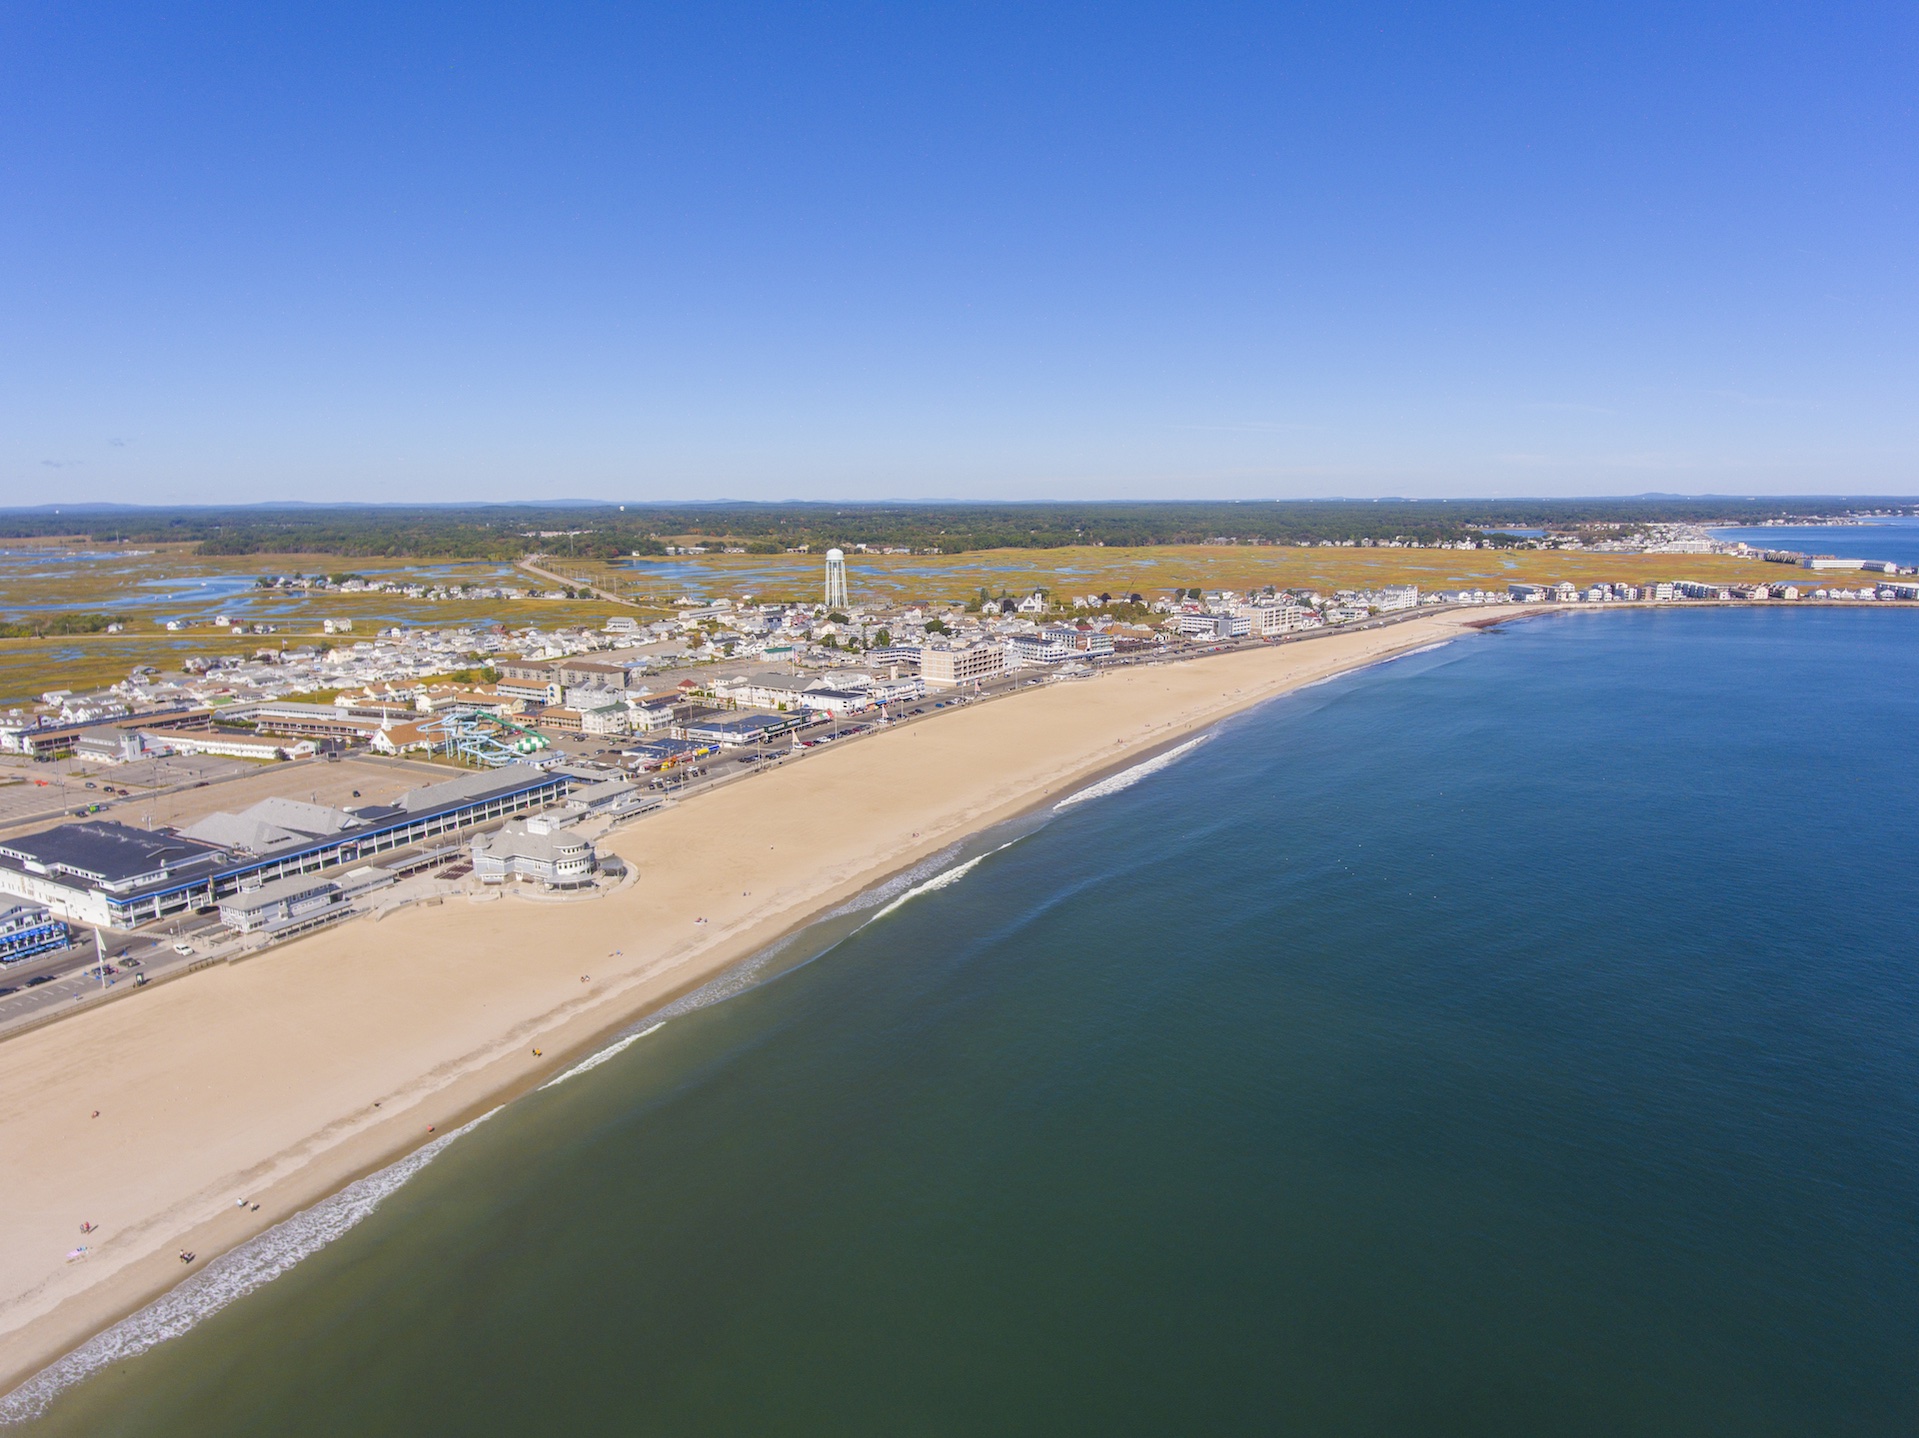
[{"x1": 171, "y1": 941, "x2": 194, "y2": 956}]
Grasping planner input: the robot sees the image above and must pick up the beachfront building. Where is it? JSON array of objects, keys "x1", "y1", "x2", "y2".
[
  {"x1": 1174, "y1": 611, "x2": 1251, "y2": 639},
  {"x1": 1007, "y1": 631, "x2": 1077, "y2": 667},
  {"x1": 1235, "y1": 603, "x2": 1319, "y2": 636},
  {"x1": 1375, "y1": 585, "x2": 1420, "y2": 612},
  {"x1": 921, "y1": 642, "x2": 1006, "y2": 688},
  {"x1": 0, "y1": 901, "x2": 69, "y2": 963},
  {"x1": 679, "y1": 711, "x2": 804, "y2": 747},
  {"x1": 547, "y1": 771, "x2": 662, "y2": 821},
  {"x1": 713, "y1": 673, "x2": 816, "y2": 711},
  {"x1": 470, "y1": 814, "x2": 596, "y2": 887},
  {"x1": 863, "y1": 675, "x2": 926, "y2": 704},
  {"x1": 622, "y1": 737, "x2": 717, "y2": 770},
  {"x1": 218, "y1": 874, "x2": 347, "y2": 935},
  {"x1": 0, "y1": 764, "x2": 571, "y2": 929},
  {"x1": 793, "y1": 687, "x2": 872, "y2": 715},
  {"x1": 0, "y1": 824, "x2": 230, "y2": 930}
]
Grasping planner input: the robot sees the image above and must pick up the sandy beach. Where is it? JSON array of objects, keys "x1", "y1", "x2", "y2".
[{"x1": 0, "y1": 608, "x2": 1500, "y2": 1398}]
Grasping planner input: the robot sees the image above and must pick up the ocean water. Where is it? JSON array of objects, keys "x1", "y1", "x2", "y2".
[
  {"x1": 15, "y1": 608, "x2": 1919, "y2": 1435},
  {"x1": 1710, "y1": 514, "x2": 1919, "y2": 567}
]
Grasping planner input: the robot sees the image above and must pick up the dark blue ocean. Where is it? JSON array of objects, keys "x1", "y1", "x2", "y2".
[{"x1": 16, "y1": 608, "x2": 1919, "y2": 1435}]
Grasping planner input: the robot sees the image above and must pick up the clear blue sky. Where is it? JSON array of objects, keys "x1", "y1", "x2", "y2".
[{"x1": 3, "y1": 2, "x2": 1913, "y2": 502}]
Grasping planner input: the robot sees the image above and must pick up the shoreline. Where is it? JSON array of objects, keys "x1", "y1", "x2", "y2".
[{"x1": 0, "y1": 606, "x2": 1524, "y2": 1404}]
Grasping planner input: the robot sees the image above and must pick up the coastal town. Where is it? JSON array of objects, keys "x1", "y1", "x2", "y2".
[{"x1": 1, "y1": 521, "x2": 1915, "y2": 1036}]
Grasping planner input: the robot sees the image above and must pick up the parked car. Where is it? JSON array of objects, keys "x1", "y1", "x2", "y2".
[
  {"x1": 0, "y1": 987, "x2": 17, "y2": 997},
  {"x1": 172, "y1": 941, "x2": 194, "y2": 956},
  {"x1": 26, "y1": 975, "x2": 54, "y2": 987}
]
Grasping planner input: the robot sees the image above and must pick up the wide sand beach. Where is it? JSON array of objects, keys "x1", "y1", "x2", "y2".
[{"x1": 0, "y1": 608, "x2": 1500, "y2": 1398}]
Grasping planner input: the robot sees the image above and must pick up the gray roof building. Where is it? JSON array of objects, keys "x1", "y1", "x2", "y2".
[{"x1": 0, "y1": 823, "x2": 228, "y2": 893}]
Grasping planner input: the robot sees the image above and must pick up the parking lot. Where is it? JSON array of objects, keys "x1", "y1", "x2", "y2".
[
  {"x1": 0, "y1": 912, "x2": 230, "y2": 1036},
  {"x1": 0, "y1": 752, "x2": 437, "y2": 841}
]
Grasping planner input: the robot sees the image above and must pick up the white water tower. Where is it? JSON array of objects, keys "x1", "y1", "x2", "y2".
[{"x1": 824, "y1": 547, "x2": 849, "y2": 609}]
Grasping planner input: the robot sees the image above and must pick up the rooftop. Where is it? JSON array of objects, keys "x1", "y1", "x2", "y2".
[
  {"x1": 222, "y1": 872, "x2": 341, "y2": 912},
  {"x1": 180, "y1": 797, "x2": 365, "y2": 855},
  {"x1": 0, "y1": 822, "x2": 228, "y2": 887},
  {"x1": 394, "y1": 762, "x2": 556, "y2": 814}
]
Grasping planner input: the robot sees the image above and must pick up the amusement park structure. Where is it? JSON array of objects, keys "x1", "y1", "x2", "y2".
[{"x1": 416, "y1": 707, "x2": 550, "y2": 767}]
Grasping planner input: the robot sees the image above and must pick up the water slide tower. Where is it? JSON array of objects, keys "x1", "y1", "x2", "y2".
[{"x1": 824, "y1": 547, "x2": 849, "y2": 609}]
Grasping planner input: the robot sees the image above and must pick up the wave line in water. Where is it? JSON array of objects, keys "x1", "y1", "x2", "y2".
[
  {"x1": 866, "y1": 849, "x2": 994, "y2": 924},
  {"x1": 818, "y1": 843, "x2": 964, "y2": 921},
  {"x1": 1054, "y1": 735, "x2": 1208, "y2": 811},
  {"x1": 0, "y1": 1108, "x2": 501, "y2": 1426},
  {"x1": 540, "y1": 1023, "x2": 665, "y2": 1090},
  {"x1": 644, "y1": 837, "x2": 1029, "y2": 1023}
]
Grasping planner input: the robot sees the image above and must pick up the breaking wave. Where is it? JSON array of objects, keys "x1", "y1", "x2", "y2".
[
  {"x1": 1054, "y1": 735, "x2": 1208, "y2": 811},
  {"x1": 866, "y1": 848, "x2": 997, "y2": 923},
  {"x1": 819, "y1": 844, "x2": 965, "y2": 921},
  {"x1": 540, "y1": 1023, "x2": 665, "y2": 1090},
  {"x1": 0, "y1": 1108, "x2": 500, "y2": 1426}
]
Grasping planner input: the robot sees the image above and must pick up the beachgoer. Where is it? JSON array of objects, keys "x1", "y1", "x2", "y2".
[{"x1": 91, "y1": 1110, "x2": 99, "y2": 1119}]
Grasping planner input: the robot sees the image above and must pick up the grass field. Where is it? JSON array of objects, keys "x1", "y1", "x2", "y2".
[
  {"x1": 0, "y1": 547, "x2": 637, "y2": 706},
  {"x1": 573, "y1": 544, "x2": 1799, "y2": 608}
]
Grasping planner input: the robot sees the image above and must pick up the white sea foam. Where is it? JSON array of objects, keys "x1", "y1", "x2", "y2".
[
  {"x1": 866, "y1": 851, "x2": 992, "y2": 923},
  {"x1": 819, "y1": 844, "x2": 964, "y2": 920},
  {"x1": 1054, "y1": 735, "x2": 1208, "y2": 811},
  {"x1": 539, "y1": 1023, "x2": 665, "y2": 1090},
  {"x1": 0, "y1": 1108, "x2": 500, "y2": 1426},
  {"x1": 642, "y1": 838, "x2": 1025, "y2": 1025}
]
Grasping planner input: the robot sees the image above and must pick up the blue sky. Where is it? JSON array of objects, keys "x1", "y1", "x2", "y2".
[{"x1": 3, "y1": 2, "x2": 1913, "y2": 502}]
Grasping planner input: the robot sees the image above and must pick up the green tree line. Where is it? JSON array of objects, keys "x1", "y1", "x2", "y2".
[{"x1": 0, "y1": 498, "x2": 1904, "y2": 561}]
